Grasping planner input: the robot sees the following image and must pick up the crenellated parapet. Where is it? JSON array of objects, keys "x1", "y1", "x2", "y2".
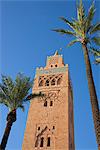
[{"x1": 36, "y1": 65, "x2": 68, "y2": 76}]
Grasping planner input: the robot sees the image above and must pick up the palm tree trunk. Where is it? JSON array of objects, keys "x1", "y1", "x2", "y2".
[
  {"x1": 0, "y1": 110, "x2": 16, "y2": 150},
  {"x1": 82, "y1": 43, "x2": 100, "y2": 149},
  {"x1": 0, "y1": 121, "x2": 13, "y2": 150}
]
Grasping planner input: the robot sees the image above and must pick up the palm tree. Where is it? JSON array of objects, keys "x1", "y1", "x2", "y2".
[
  {"x1": 53, "y1": 0, "x2": 100, "y2": 148},
  {"x1": 89, "y1": 48, "x2": 100, "y2": 64},
  {"x1": 0, "y1": 73, "x2": 42, "y2": 150}
]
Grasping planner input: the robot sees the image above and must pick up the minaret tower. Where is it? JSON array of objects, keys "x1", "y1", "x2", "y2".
[{"x1": 22, "y1": 51, "x2": 75, "y2": 150}]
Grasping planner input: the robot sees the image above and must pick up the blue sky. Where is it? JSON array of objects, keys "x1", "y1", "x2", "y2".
[{"x1": 0, "y1": 0, "x2": 100, "y2": 149}]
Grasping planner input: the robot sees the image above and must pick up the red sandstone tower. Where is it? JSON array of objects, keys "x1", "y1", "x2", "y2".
[{"x1": 22, "y1": 51, "x2": 75, "y2": 150}]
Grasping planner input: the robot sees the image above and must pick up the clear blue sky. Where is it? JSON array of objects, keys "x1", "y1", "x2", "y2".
[{"x1": 0, "y1": 0, "x2": 100, "y2": 149}]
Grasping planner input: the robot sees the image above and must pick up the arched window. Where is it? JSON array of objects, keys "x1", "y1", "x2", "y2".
[
  {"x1": 45, "y1": 80, "x2": 49, "y2": 86},
  {"x1": 47, "y1": 137, "x2": 50, "y2": 147},
  {"x1": 50, "y1": 101, "x2": 53, "y2": 106},
  {"x1": 57, "y1": 78, "x2": 62, "y2": 85},
  {"x1": 38, "y1": 127, "x2": 40, "y2": 130},
  {"x1": 44, "y1": 101, "x2": 47, "y2": 107},
  {"x1": 39, "y1": 80, "x2": 44, "y2": 87},
  {"x1": 40, "y1": 137, "x2": 44, "y2": 147},
  {"x1": 55, "y1": 64, "x2": 57, "y2": 67},
  {"x1": 51, "y1": 79, "x2": 56, "y2": 86}
]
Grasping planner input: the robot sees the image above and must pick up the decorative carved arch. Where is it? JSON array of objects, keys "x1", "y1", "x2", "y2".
[
  {"x1": 39, "y1": 80, "x2": 44, "y2": 86},
  {"x1": 57, "y1": 77, "x2": 62, "y2": 85},
  {"x1": 35, "y1": 125, "x2": 55, "y2": 148},
  {"x1": 38, "y1": 74, "x2": 63, "y2": 87},
  {"x1": 45, "y1": 79, "x2": 49, "y2": 86},
  {"x1": 51, "y1": 78, "x2": 56, "y2": 85}
]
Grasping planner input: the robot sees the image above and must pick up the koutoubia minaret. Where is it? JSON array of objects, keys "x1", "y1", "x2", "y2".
[{"x1": 22, "y1": 51, "x2": 75, "y2": 150}]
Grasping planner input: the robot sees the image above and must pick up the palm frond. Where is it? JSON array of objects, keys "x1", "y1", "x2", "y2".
[
  {"x1": 67, "y1": 39, "x2": 80, "y2": 47},
  {"x1": 0, "y1": 93, "x2": 5, "y2": 102},
  {"x1": 25, "y1": 92, "x2": 44, "y2": 101},
  {"x1": 91, "y1": 37, "x2": 100, "y2": 46},
  {"x1": 72, "y1": 18, "x2": 85, "y2": 38},
  {"x1": 52, "y1": 29, "x2": 75, "y2": 36},
  {"x1": 59, "y1": 17, "x2": 75, "y2": 30},
  {"x1": 13, "y1": 73, "x2": 32, "y2": 101},
  {"x1": 89, "y1": 47, "x2": 100, "y2": 64},
  {"x1": 0, "y1": 97, "x2": 11, "y2": 108},
  {"x1": 1, "y1": 75, "x2": 14, "y2": 90},
  {"x1": 85, "y1": 2, "x2": 95, "y2": 33},
  {"x1": 77, "y1": 0, "x2": 85, "y2": 22},
  {"x1": 1, "y1": 76, "x2": 14, "y2": 104},
  {"x1": 0, "y1": 83, "x2": 11, "y2": 101},
  {"x1": 89, "y1": 47, "x2": 100, "y2": 56},
  {"x1": 95, "y1": 58, "x2": 100, "y2": 64},
  {"x1": 74, "y1": 0, "x2": 86, "y2": 38},
  {"x1": 89, "y1": 23, "x2": 100, "y2": 34}
]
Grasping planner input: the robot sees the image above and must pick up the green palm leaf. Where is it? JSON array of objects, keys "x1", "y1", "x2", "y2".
[
  {"x1": 52, "y1": 29, "x2": 75, "y2": 36},
  {"x1": 85, "y1": 2, "x2": 95, "y2": 33},
  {"x1": 89, "y1": 47, "x2": 100, "y2": 56},
  {"x1": 91, "y1": 37, "x2": 100, "y2": 46},
  {"x1": 0, "y1": 83, "x2": 11, "y2": 101},
  {"x1": 89, "y1": 23, "x2": 100, "y2": 34},
  {"x1": 25, "y1": 92, "x2": 44, "y2": 101},
  {"x1": 95, "y1": 58, "x2": 100, "y2": 64},
  {"x1": 77, "y1": 0, "x2": 85, "y2": 22},
  {"x1": 59, "y1": 17, "x2": 75, "y2": 30},
  {"x1": 89, "y1": 47, "x2": 100, "y2": 64},
  {"x1": 67, "y1": 39, "x2": 80, "y2": 47}
]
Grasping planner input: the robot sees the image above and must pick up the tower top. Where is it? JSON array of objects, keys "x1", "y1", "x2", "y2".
[
  {"x1": 35, "y1": 51, "x2": 68, "y2": 77},
  {"x1": 46, "y1": 51, "x2": 64, "y2": 69}
]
